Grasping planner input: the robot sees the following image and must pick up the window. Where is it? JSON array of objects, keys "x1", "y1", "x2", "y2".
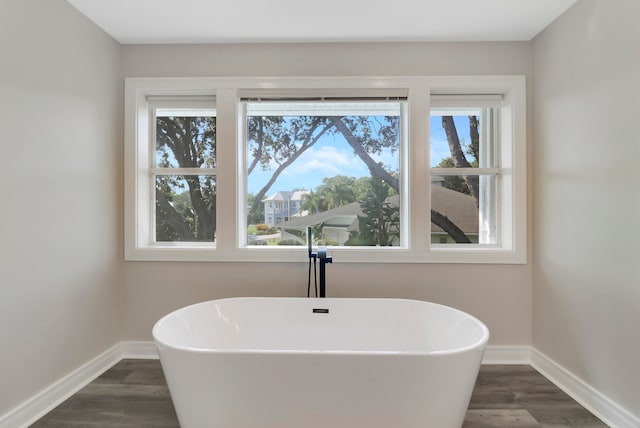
[
  {"x1": 153, "y1": 101, "x2": 217, "y2": 244},
  {"x1": 430, "y1": 99, "x2": 500, "y2": 245},
  {"x1": 243, "y1": 100, "x2": 404, "y2": 248},
  {"x1": 125, "y1": 76, "x2": 525, "y2": 263},
  {"x1": 125, "y1": 93, "x2": 218, "y2": 260},
  {"x1": 426, "y1": 91, "x2": 526, "y2": 261}
]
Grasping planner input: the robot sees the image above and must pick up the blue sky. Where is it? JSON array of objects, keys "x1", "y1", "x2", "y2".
[{"x1": 430, "y1": 115, "x2": 474, "y2": 167}]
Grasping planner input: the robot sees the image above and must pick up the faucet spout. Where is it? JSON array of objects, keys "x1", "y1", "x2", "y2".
[
  {"x1": 306, "y1": 227, "x2": 333, "y2": 298},
  {"x1": 318, "y1": 246, "x2": 332, "y2": 298}
]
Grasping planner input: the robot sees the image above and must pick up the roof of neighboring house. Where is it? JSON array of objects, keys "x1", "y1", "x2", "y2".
[
  {"x1": 277, "y1": 201, "x2": 362, "y2": 229},
  {"x1": 262, "y1": 190, "x2": 310, "y2": 203},
  {"x1": 431, "y1": 185, "x2": 478, "y2": 234},
  {"x1": 276, "y1": 185, "x2": 479, "y2": 234}
]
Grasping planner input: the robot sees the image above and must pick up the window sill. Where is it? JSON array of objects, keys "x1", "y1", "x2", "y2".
[{"x1": 125, "y1": 245, "x2": 526, "y2": 264}]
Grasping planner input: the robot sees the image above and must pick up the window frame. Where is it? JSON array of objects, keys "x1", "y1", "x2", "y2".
[
  {"x1": 125, "y1": 76, "x2": 526, "y2": 263},
  {"x1": 150, "y1": 98, "x2": 217, "y2": 245},
  {"x1": 239, "y1": 97, "x2": 408, "y2": 248},
  {"x1": 430, "y1": 98, "x2": 502, "y2": 247}
]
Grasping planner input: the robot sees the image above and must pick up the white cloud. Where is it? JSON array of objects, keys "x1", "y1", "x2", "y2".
[
  {"x1": 247, "y1": 138, "x2": 400, "y2": 193},
  {"x1": 285, "y1": 145, "x2": 367, "y2": 177}
]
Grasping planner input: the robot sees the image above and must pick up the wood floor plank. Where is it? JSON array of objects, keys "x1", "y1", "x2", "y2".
[
  {"x1": 31, "y1": 360, "x2": 607, "y2": 427},
  {"x1": 463, "y1": 409, "x2": 541, "y2": 427}
]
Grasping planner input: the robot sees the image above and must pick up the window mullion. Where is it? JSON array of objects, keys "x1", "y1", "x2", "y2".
[
  {"x1": 408, "y1": 85, "x2": 430, "y2": 253},
  {"x1": 214, "y1": 88, "x2": 239, "y2": 253},
  {"x1": 430, "y1": 167, "x2": 502, "y2": 176}
]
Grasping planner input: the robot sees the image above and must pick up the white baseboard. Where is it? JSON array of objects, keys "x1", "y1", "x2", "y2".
[
  {"x1": 482, "y1": 345, "x2": 532, "y2": 364},
  {"x1": 120, "y1": 341, "x2": 159, "y2": 359},
  {"x1": 1, "y1": 343, "x2": 637, "y2": 428},
  {"x1": 0, "y1": 342, "x2": 159, "y2": 428},
  {"x1": 0, "y1": 344, "x2": 123, "y2": 428},
  {"x1": 531, "y1": 349, "x2": 639, "y2": 428}
]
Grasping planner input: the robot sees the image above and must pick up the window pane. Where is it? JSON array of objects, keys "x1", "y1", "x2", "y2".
[
  {"x1": 155, "y1": 175, "x2": 216, "y2": 242},
  {"x1": 430, "y1": 175, "x2": 497, "y2": 244},
  {"x1": 430, "y1": 106, "x2": 499, "y2": 245},
  {"x1": 430, "y1": 175, "x2": 478, "y2": 244},
  {"x1": 430, "y1": 109, "x2": 484, "y2": 168},
  {"x1": 245, "y1": 101, "x2": 402, "y2": 247},
  {"x1": 155, "y1": 110, "x2": 216, "y2": 168}
]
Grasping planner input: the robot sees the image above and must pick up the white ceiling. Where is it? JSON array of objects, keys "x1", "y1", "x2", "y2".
[{"x1": 66, "y1": 0, "x2": 577, "y2": 44}]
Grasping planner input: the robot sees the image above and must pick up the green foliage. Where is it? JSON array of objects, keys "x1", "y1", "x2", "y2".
[
  {"x1": 435, "y1": 158, "x2": 472, "y2": 195},
  {"x1": 301, "y1": 190, "x2": 325, "y2": 215},
  {"x1": 346, "y1": 177, "x2": 399, "y2": 246},
  {"x1": 318, "y1": 175, "x2": 356, "y2": 208},
  {"x1": 156, "y1": 116, "x2": 216, "y2": 168},
  {"x1": 246, "y1": 193, "x2": 264, "y2": 225}
]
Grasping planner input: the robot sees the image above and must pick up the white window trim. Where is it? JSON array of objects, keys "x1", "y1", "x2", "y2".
[
  {"x1": 431, "y1": 98, "x2": 502, "y2": 247},
  {"x1": 125, "y1": 76, "x2": 526, "y2": 263}
]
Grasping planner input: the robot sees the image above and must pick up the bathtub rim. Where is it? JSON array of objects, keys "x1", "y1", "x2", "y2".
[{"x1": 152, "y1": 297, "x2": 490, "y2": 357}]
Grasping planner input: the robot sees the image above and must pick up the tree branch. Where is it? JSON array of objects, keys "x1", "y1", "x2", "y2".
[
  {"x1": 468, "y1": 115, "x2": 480, "y2": 162},
  {"x1": 247, "y1": 117, "x2": 264, "y2": 176},
  {"x1": 329, "y1": 117, "x2": 399, "y2": 192},
  {"x1": 430, "y1": 209, "x2": 471, "y2": 243},
  {"x1": 248, "y1": 121, "x2": 334, "y2": 219}
]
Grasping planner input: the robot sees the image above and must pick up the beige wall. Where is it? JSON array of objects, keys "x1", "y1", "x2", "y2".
[
  {"x1": 532, "y1": 0, "x2": 640, "y2": 418},
  {"x1": 0, "y1": 0, "x2": 123, "y2": 416},
  {"x1": 122, "y1": 42, "x2": 534, "y2": 346},
  {"x1": 123, "y1": 42, "x2": 532, "y2": 77}
]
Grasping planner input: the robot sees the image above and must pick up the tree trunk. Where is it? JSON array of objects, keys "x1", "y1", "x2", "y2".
[
  {"x1": 155, "y1": 190, "x2": 195, "y2": 241},
  {"x1": 442, "y1": 116, "x2": 480, "y2": 207},
  {"x1": 185, "y1": 176, "x2": 216, "y2": 241}
]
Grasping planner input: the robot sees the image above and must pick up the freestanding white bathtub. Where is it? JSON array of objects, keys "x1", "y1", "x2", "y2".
[{"x1": 153, "y1": 297, "x2": 489, "y2": 428}]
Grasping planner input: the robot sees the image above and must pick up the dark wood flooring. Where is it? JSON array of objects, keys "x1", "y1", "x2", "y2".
[{"x1": 31, "y1": 359, "x2": 607, "y2": 427}]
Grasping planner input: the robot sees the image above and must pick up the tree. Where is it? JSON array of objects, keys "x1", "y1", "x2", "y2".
[
  {"x1": 157, "y1": 108, "x2": 480, "y2": 244},
  {"x1": 246, "y1": 113, "x2": 477, "y2": 243},
  {"x1": 441, "y1": 115, "x2": 480, "y2": 206},
  {"x1": 328, "y1": 116, "x2": 400, "y2": 191},
  {"x1": 155, "y1": 116, "x2": 216, "y2": 241},
  {"x1": 435, "y1": 158, "x2": 471, "y2": 195},
  {"x1": 427, "y1": 114, "x2": 483, "y2": 243},
  {"x1": 246, "y1": 116, "x2": 333, "y2": 219},
  {"x1": 352, "y1": 176, "x2": 375, "y2": 202},
  {"x1": 246, "y1": 193, "x2": 264, "y2": 225},
  {"x1": 311, "y1": 175, "x2": 357, "y2": 209},
  {"x1": 346, "y1": 177, "x2": 399, "y2": 246},
  {"x1": 301, "y1": 190, "x2": 325, "y2": 215},
  {"x1": 245, "y1": 113, "x2": 401, "y2": 220}
]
